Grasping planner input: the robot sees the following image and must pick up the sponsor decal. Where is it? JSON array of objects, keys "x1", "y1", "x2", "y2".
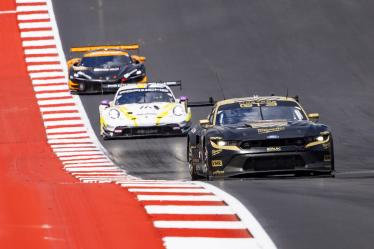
[
  {"x1": 267, "y1": 147, "x2": 281, "y2": 152},
  {"x1": 267, "y1": 134, "x2": 280, "y2": 139},
  {"x1": 258, "y1": 127, "x2": 285, "y2": 134},
  {"x1": 93, "y1": 67, "x2": 120, "y2": 72},
  {"x1": 211, "y1": 160, "x2": 223, "y2": 167},
  {"x1": 212, "y1": 149, "x2": 222, "y2": 156},
  {"x1": 212, "y1": 170, "x2": 225, "y2": 175}
]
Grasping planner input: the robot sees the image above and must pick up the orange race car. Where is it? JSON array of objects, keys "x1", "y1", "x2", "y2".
[{"x1": 67, "y1": 44, "x2": 147, "y2": 94}]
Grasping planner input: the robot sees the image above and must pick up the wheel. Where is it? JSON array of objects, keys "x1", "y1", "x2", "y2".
[
  {"x1": 188, "y1": 143, "x2": 199, "y2": 180},
  {"x1": 203, "y1": 145, "x2": 213, "y2": 181}
]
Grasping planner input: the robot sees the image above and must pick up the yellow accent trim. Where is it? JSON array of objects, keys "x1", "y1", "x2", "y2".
[
  {"x1": 84, "y1": 51, "x2": 129, "y2": 57},
  {"x1": 305, "y1": 136, "x2": 330, "y2": 148},
  {"x1": 118, "y1": 107, "x2": 138, "y2": 127},
  {"x1": 156, "y1": 103, "x2": 175, "y2": 125},
  {"x1": 139, "y1": 76, "x2": 148, "y2": 83},
  {"x1": 70, "y1": 44, "x2": 139, "y2": 53},
  {"x1": 99, "y1": 116, "x2": 107, "y2": 134},
  {"x1": 210, "y1": 141, "x2": 240, "y2": 151},
  {"x1": 131, "y1": 55, "x2": 146, "y2": 62},
  {"x1": 185, "y1": 109, "x2": 192, "y2": 122},
  {"x1": 136, "y1": 83, "x2": 147, "y2": 88}
]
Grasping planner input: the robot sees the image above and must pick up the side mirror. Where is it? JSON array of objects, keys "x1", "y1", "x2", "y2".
[
  {"x1": 199, "y1": 119, "x2": 210, "y2": 128},
  {"x1": 308, "y1": 113, "x2": 320, "y2": 121},
  {"x1": 100, "y1": 99, "x2": 110, "y2": 108}
]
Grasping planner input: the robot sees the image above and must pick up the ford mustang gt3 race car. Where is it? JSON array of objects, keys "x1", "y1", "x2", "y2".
[
  {"x1": 99, "y1": 82, "x2": 192, "y2": 139},
  {"x1": 187, "y1": 96, "x2": 334, "y2": 180},
  {"x1": 67, "y1": 44, "x2": 147, "y2": 93}
]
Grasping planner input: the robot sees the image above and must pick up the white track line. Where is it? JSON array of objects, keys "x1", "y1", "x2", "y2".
[
  {"x1": 21, "y1": 30, "x2": 54, "y2": 38},
  {"x1": 128, "y1": 188, "x2": 210, "y2": 193},
  {"x1": 145, "y1": 205, "x2": 235, "y2": 215},
  {"x1": 19, "y1": 21, "x2": 52, "y2": 29},
  {"x1": 17, "y1": 14, "x2": 49, "y2": 21},
  {"x1": 163, "y1": 238, "x2": 258, "y2": 249},
  {"x1": 137, "y1": 195, "x2": 221, "y2": 201},
  {"x1": 154, "y1": 221, "x2": 246, "y2": 229}
]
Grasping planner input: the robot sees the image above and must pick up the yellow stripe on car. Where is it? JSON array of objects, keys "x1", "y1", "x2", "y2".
[
  {"x1": 119, "y1": 107, "x2": 138, "y2": 127},
  {"x1": 156, "y1": 103, "x2": 175, "y2": 125},
  {"x1": 210, "y1": 140, "x2": 240, "y2": 151},
  {"x1": 305, "y1": 136, "x2": 330, "y2": 148}
]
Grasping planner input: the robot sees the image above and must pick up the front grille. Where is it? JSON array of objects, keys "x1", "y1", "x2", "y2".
[
  {"x1": 243, "y1": 155, "x2": 305, "y2": 171},
  {"x1": 240, "y1": 137, "x2": 307, "y2": 149},
  {"x1": 115, "y1": 125, "x2": 179, "y2": 136}
]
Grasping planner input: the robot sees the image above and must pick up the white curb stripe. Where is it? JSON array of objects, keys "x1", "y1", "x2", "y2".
[
  {"x1": 45, "y1": 127, "x2": 86, "y2": 133},
  {"x1": 17, "y1": 5, "x2": 49, "y2": 12},
  {"x1": 64, "y1": 162, "x2": 114, "y2": 167},
  {"x1": 145, "y1": 205, "x2": 235, "y2": 215},
  {"x1": 27, "y1": 56, "x2": 60, "y2": 63},
  {"x1": 44, "y1": 120, "x2": 84, "y2": 127},
  {"x1": 163, "y1": 238, "x2": 258, "y2": 249},
  {"x1": 34, "y1": 85, "x2": 68, "y2": 91},
  {"x1": 51, "y1": 143, "x2": 94, "y2": 148},
  {"x1": 30, "y1": 71, "x2": 64, "y2": 78},
  {"x1": 41, "y1": 106, "x2": 78, "y2": 113},
  {"x1": 121, "y1": 184, "x2": 200, "y2": 188},
  {"x1": 23, "y1": 39, "x2": 55, "y2": 47},
  {"x1": 128, "y1": 188, "x2": 210, "y2": 193},
  {"x1": 154, "y1": 221, "x2": 246, "y2": 229},
  {"x1": 25, "y1": 48, "x2": 58, "y2": 55},
  {"x1": 28, "y1": 64, "x2": 61, "y2": 71},
  {"x1": 48, "y1": 138, "x2": 91, "y2": 144},
  {"x1": 36, "y1": 92, "x2": 70, "y2": 99},
  {"x1": 19, "y1": 21, "x2": 52, "y2": 29},
  {"x1": 17, "y1": 13, "x2": 50, "y2": 21},
  {"x1": 65, "y1": 167, "x2": 119, "y2": 172},
  {"x1": 54, "y1": 148, "x2": 99, "y2": 153},
  {"x1": 16, "y1": 0, "x2": 47, "y2": 3},
  {"x1": 62, "y1": 159, "x2": 111, "y2": 164},
  {"x1": 21, "y1": 30, "x2": 54, "y2": 38},
  {"x1": 58, "y1": 155, "x2": 107, "y2": 161},
  {"x1": 56, "y1": 151, "x2": 104, "y2": 156},
  {"x1": 137, "y1": 195, "x2": 221, "y2": 201},
  {"x1": 38, "y1": 98, "x2": 74, "y2": 106},
  {"x1": 48, "y1": 132, "x2": 86, "y2": 139}
]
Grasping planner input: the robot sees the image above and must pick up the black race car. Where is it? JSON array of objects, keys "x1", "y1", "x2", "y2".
[
  {"x1": 67, "y1": 44, "x2": 147, "y2": 94},
  {"x1": 187, "y1": 96, "x2": 334, "y2": 180}
]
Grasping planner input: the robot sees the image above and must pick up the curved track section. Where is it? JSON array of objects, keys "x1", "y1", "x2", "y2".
[{"x1": 53, "y1": 1, "x2": 374, "y2": 249}]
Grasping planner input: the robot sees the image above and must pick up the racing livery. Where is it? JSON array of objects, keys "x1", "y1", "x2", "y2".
[
  {"x1": 67, "y1": 44, "x2": 147, "y2": 93},
  {"x1": 99, "y1": 82, "x2": 192, "y2": 139},
  {"x1": 187, "y1": 96, "x2": 334, "y2": 180}
]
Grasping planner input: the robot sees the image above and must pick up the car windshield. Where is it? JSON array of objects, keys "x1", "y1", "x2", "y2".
[
  {"x1": 80, "y1": 55, "x2": 131, "y2": 68},
  {"x1": 115, "y1": 88, "x2": 174, "y2": 105},
  {"x1": 216, "y1": 100, "x2": 307, "y2": 125}
]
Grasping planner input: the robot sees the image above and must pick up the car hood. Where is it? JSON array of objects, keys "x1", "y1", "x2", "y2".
[
  {"x1": 115, "y1": 102, "x2": 179, "y2": 117},
  {"x1": 73, "y1": 65, "x2": 136, "y2": 80},
  {"x1": 215, "y1": 120, "x2": 328, "y2": 140}
]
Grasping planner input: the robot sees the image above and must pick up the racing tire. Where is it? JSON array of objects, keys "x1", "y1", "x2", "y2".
[
  {"x1": 203, "y1": 145, "x2": 213, "y2": 181},
  {"x1": 188, "y1": 143, "x2": 199, "y2": 180}
]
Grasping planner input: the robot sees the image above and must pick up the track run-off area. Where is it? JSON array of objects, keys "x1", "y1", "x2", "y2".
[{"x1": 1, "y1": 0, "x2": 374, "y2": 249}]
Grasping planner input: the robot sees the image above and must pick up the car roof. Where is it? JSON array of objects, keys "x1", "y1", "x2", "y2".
[{"x1": 216, "y1": 96, "x2": 298, "y2": 107}]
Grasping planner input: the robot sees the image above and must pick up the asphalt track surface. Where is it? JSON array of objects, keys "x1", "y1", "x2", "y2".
[{"x1": 53, "y1": 1, "x2": 374, "y2": 248}]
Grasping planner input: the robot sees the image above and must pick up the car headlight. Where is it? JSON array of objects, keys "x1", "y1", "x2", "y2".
[
  {"x1": 109, "y1": 109, "x2": 120, "y2": 119},
  {"x1": 173, "y1": 106, "x2": 184, "y2": 116},
  {"x1": 216, "y1": 140, "x2": 239, "y2": 146}
]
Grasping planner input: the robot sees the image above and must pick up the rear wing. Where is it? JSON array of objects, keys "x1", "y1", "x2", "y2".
[
  {"x1": 70, "y1": 44, "x2": 140, "y2": 53},
  {"x1": 147, "y1": 81, "x2": 182, "y2": 90}
]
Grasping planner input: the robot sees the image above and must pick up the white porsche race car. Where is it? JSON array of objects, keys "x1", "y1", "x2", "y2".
[{"x1": 99, "y1": 82, "x2": 192, "y2": 139}]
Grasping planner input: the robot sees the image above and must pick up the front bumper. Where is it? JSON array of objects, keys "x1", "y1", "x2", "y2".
[
  {"x1": 208, "y1": 143, "x2": 333, "y2": 177},
  {"x1": 102, "y1": 123, "x2": 191, "y2": 139}
]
